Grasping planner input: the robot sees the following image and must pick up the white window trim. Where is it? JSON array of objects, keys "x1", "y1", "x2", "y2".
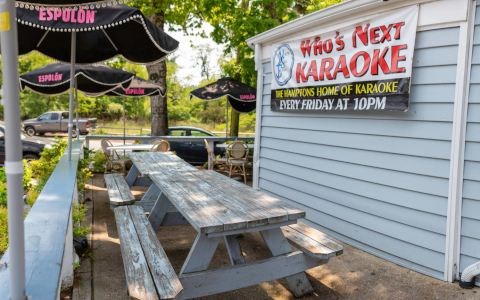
[
  {"x1": 253, "y1": 43, "x2": 263, "y2": 190},
  {"x1": 445, "y1": 0, "x2": 476, "y2": 283}
]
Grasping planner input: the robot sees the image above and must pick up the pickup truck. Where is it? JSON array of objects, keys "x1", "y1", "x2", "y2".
[{"x1": 23, "y1": 111, "x2": 97, "y2": 137}]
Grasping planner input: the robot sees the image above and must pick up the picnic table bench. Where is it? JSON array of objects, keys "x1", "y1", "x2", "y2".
[{"x1": 106, "y1": 152, "x2": 343, "y2": 299}]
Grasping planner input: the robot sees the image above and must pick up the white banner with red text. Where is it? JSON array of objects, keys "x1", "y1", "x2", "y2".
[{"x1": 270, "y1": 5, "x2": 418, "y2": 112}]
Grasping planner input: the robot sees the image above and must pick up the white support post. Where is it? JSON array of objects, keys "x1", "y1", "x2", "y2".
[
  {"x1": 252, "y1": 43, "x2": 264, "y2": 190},
  {"x1": 67, "y1": 32, "x2": 76, "y2": 161},
  {"x1": 445, "y1": 0, "x2": 476, "y2": 283},
  {"x1": 0, "y1": 2, "x2": 27, "y2": 299}
]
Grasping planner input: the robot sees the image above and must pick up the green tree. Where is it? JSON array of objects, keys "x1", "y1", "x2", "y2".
[
  {"x1": 130, "y1": 0, "x2": 203, "y2": 136},
  {"x1": 202, "y1": 0, "x2": 344, "y2": 136},
  {"x1": 191, "y1": 44, "x2": 217, "y2": 80}
]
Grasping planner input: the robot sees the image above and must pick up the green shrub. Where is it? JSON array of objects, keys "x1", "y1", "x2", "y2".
[
  {"x1": 73, "y1": 202, "x2": 90, "y2": 238},
  {"x1": 0, "y1": 136, "x2": 93, "y2": 255},
  {"x1": 0, "y1": 205, "x2": 7, "y2": 255},
  {"x1": 90, "y1": 150, "x2": 106, "y2": 173}
]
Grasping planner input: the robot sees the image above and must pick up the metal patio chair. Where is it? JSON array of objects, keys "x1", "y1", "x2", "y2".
[{"x1": 101, "y1": 139, "x2": 131, "y2": 176}]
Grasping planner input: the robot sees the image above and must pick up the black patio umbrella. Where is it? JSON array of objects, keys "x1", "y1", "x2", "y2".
[
  {"x1": 19, "y1": 62, "x2": 135, "y2": 96},
  {"x1": 190, "y1": 77, "x2": 256, "y2": 137},
  {"x1": 84, "y1": 76, "x2": 163, "y2": 151},
  {"x1": 20, "y1": 62, "x2": 135, "y2": 137},
  {"x1": 99, "y1": 76, "x2": 164, "y2": 97},
  {"x1": 0, "y1": 2, "x2": 178, "y2": 299},
  {"x1": 9, "y1": 3, "x2": 179, "y2": 160},
  {"x1": 15, "y1": 4, "x2": 178, "y2": 65}
]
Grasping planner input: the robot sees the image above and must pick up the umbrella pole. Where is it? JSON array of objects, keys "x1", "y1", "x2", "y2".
[
  {"x1": 123, "y1": 96, "x2": 126, "y2": 158},
  {"x1": 67, "y1": 32, "x2": 76, "y2": 161},
  {"x1": 226, "y1": 100, "x2": 229, "y2": 138},
  {"x1": 75, "y1": 78, "x2": 79, "y2": 145},
  {"x1": 0, "y1": 1, "x2": 27, "y2": 298}
]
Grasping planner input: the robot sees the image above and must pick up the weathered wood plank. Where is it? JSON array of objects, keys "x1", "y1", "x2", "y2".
[
  {"x1": 281, "y1": 226, "x2": 338, "y2": 260},
  {"x1": 113, "y1": 174, "x2": 135, "y2": 202},
  {"x1": 224, "y1": 235, "x2": 246, "y2": 266},
  {"x1": 148, "y1": 168, "x2": 247, "y2": 233},
  {"x1": 173, "y1": 180, "x2": 246, "y2": 231},
  {"x1": 180, "y1": 233, "x2": 222, "y2": 275},
  {"x1": 288, "y1": 222, "x2": 343, "y2": 253},
  {"x1": 177, "y1": 172, "x2": 267, "y2": 228},
  {"x1": 203, "y1": 170, "x2": 305, "y2": 220},
  {"x1": 152, "y1": 152, "x2": 197, "y2": 172},
  {"x1": 104, "y1": 174, "x2": 122, "y2": 204},
  {"x1": 114, "y1": 207, "x2": 159, "y2": 300},
  {"x1": 190, "y1": 171, "x2": 288, "y2": 224},
  {"x1": 149, "y1": 193, "x2": 171, "y2": 231},
  {"x1": 149, "y1": 173, "x2": 224, "y2": 234},
  {"x1": 161, "y1": 211, "x2": 190, "y2": 227},
  {"x1": 129, "y1": 206, "x2": 184, "y2": 300},
  {"x1": 105, "y1": 174, "x2": 135, "y2": 206},
  {"x1": 260, "y1": 227, "x2": 314, "y2": 297},
  {"x1": 129, "y1": 153, "x2": 154, "y2": 179},
  {"x1": 206, "y1": 220, "x2": 296, "y2": 238},
  {"x1": 125, "y1": 163, "x2": 139, "y2": 187},
  {"x1": 178, "y1": 251, "x2": 323, "y2": 300}
]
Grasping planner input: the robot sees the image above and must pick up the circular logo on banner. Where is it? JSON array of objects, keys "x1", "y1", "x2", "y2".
[{"x1": 273, "y1": 44, "x2": 294, "y2": 86}]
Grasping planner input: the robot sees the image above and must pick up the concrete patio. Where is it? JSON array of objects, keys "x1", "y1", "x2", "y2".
[{"x1": 73, "y1": 173, "x2": 480, "y2": 300}]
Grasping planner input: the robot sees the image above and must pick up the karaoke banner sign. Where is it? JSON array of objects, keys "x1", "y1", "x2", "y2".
[{"x1": 270, "y1": 5, "x2": 418, "y2": 112}]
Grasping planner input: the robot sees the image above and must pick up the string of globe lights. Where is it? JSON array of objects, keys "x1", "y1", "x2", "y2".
[{"x1": 15, "y1": 1, "x2": 127, "y2": 10}]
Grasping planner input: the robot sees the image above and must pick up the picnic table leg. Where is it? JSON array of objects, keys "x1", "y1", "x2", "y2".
[
  {"x1": 148, "y1": 192, "x2": 171, "y2": 231},
  {"x1": 260, "y1": 228, "x2": 314, "y2": 297},
  {"x1": 180, "y1": 233, "x2": 221, "y2": 275},
  {"x1": 125, "y1": 164, "x2": 139, "y2": 188},
  {"x1": 224, "y1": 235, "x2": 246, "y2": 266},
  {"x1": 140, "y1": 184, "x2": 161, "y2": 203}
]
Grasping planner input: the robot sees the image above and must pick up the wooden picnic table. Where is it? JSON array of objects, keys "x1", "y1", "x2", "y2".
[{"x1": 121, "y1": 151, "x2": 342, "y2": 299}]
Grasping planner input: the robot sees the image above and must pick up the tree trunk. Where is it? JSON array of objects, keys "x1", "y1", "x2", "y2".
[
  {"x1": 229, "y1": 108, "x2": 239, "y2": 137},
  {"x1": 147, "y1": 7, "x2": 169, "y2": 136}
]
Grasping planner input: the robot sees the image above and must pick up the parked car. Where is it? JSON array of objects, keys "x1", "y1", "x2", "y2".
[
  {"x1": 137, "y1": 126, "x2": 224, "y2": 165},
  {"x1": 0, "y1": 125, "x2": 52, "y2": 164},
  {"x1": 23, "y1": 111, "x2": 97, "y2": 137}
]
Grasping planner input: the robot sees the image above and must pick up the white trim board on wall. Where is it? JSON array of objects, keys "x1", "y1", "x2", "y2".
[
  {"x1": 445, "y1": 0, "x2": 477, "y2": 283},
  {"x1": 250, "y1": 0, "x2": 469, "y2": 61}
]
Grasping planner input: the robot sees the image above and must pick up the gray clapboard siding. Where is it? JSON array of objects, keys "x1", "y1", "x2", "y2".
[
  {"x1": 463, "y1": 180, "x2": 480, "y2": 201},
  {"x1": 259, "y1": 179, "x2": 446, "y2": 253},
  {"x1": 463, "y1": 161, "x2": 480, "y2": 181},
  {"x1": 262, "y1": 117, "x2": 453, "y2": 141},
  {"x1": 461, "y1": 198, "x2": 480, "y2": 220},
  {"x1": 415, "y1": 27, "x2": 460, "y2": 49},
  {"x1": 465, "y1": 142, "x2": 480, "y2": 161},
  {"x1": 460, "y1": 2, "x2": 480, "y2": 285},
  {"x1": 411, "y1": 66, "x2": 457, "y2": 85},
  {"x1": 259, "y1": 166, "x2": 448, "y2": 216},
  {"x1": 466, "y1": 123, "x2": 480, "y2": 142},
  {"x1": 467, "y1": 104, "x2": 480, "y2": 122},
  {"x1": 461, "y1": 218, "x2": 480, "y2": 240},
  {"x1": 413, "y1": 46, "x2": 459, "y2": 67},
  {"x1": 261, "y1": 127, "x2": 452, "y2": 160},
  {"x1": 259, "y1": 184, "x2": 446, "y2": 277},
  {"x1": 259, "y1": 173, "x2": 446, "y2": 235},
  {"x1": 468, "y1": 84, "x2": 480, "y2": 102},
  {"x1": 260, "y1": 150, "x2": 449, "y2": 197},
  {"x1": 261, "y1": 137, "x2": 450, "y2": 178},
  {"x1": 257, "y1": 27, "x2": 460, "y2": 281}
]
